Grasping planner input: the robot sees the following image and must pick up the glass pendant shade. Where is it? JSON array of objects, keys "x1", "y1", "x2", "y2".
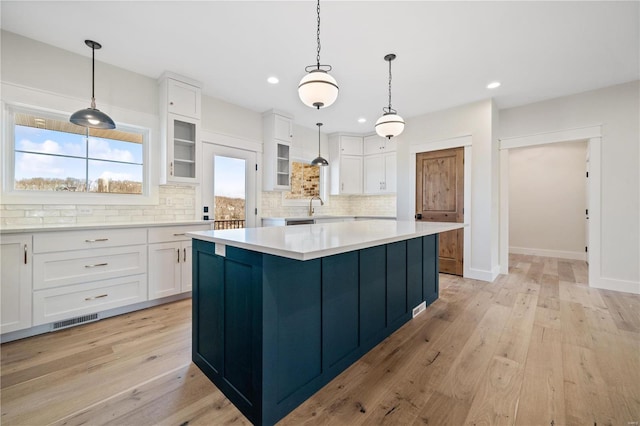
[
  {"x1": 311, "y1": 122, "x2": 329, "y2": 166},
  {"x1": 298, "y1": 69, "x2": 339, "y2": 109},
  {"x1": 375, "y1": 112, "x2": 405, "y2": 139},
  {"x1": 70, "y1": 40, "x2": 116, "y2": 130}
]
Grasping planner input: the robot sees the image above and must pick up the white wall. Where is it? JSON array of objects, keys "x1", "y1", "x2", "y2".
[
  {"x1": 509, "y1": 141, "x2": 587, "y2": 260},
  {"x1": 397, "y1": 99, "x2": 500, "y2": 281},
  {"x1": 500, "y1": 81, "x2": 640, "y2": 291}
]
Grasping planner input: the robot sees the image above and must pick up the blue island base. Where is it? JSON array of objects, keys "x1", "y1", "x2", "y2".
[{"x1": 192, "y1": 235, "x2": 438, "y2": 425}]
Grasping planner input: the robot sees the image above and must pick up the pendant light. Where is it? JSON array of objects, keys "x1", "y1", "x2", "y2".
[
  {"x1": 69, "y1": 40, "x2": 116, "y2": 129},
  {"x1": 311, "y1": 123, "x2": 329, "y2": 166},
  {"x1": 375, "y1": 53, "x2": 404, "y2": 139},
  {"x1": 298, "y1": 0, "x2": 339, "y2": 109}
]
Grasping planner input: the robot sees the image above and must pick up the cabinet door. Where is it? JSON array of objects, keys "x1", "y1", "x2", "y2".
[
  {"x1": 384, "y1": 152, "x2": 397, "y2": 193},
  {"x1": 340, "y1": 136, "x2": 363, "y2": 156},
  {"x1": 148, "y1": 242, "x2": 182, "y2": 299},
  {"x1": 363, "y1": 155, "x2": 384, "y2": 194},
  {"x1": 363, "y1": 135, "x2": 383, "y2": 155},
  {"x1": 181, "y1": 240, "x2": 193, "y2": 292},
  {"x1": 275, "y1": 142, "x2": 291, "y2": 189},
  {"x1": 340, "y1": 156, "x2": 362, "y2": 194},
  {"x1": 167, "y1": 79, "x2": 201, "y2": 118},
  {"x1": 274, "y1": 115, "x2": 293, "y2": 142},
  {"x1": 167, "y1": 115, "x2": 200, "y2": 184},
  {"x1": 1, "y1": 235, "x2": 32, "y2": 334}
]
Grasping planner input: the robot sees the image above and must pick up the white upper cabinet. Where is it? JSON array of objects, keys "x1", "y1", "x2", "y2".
[
  {"x1": 363, "y1": 134, "x2": 397, "y2": 155},
  {"x1": 159, "y1": 73, "x2": 203, "y2": 185},
  {"x1": 167, "y1": 79, "x2": 201, "y2": 119},
  {"x1": 263, "y1": 110, "x2": 293, "y2": 191},
  {"x1": 329, "y1": 134, "x2": 363, "y2": 195}
]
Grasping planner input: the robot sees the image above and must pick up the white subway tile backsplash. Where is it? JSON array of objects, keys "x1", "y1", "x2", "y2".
[{"x1": 0, "y1": 186, "x2": 197, "y2": 227}]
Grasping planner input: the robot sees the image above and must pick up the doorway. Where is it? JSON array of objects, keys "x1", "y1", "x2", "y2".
[
  {"x1": 416, "y1": 147, "x2": 464, "y2": 276},
  {"x1": 202, "y1": 142, "x2": 257, "y2": 229}
]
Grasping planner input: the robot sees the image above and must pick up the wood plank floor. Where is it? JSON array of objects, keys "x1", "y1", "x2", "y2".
[{"x1": 2, "y1": 255, "x2": 639, "y2": 425}]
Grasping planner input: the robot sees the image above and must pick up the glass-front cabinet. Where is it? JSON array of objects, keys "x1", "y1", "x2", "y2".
[
  {"x1": 276, "y1": 143, "x2": 290, "y2": 187},
  {"x1": 263, "y1": 110, "x2": 293, "y2": 191},
  {"x1": 168, "y1": 115, "x2": 199, "y2": 181}
]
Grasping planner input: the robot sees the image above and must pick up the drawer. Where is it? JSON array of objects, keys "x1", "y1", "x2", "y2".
[
  {"x1": 33, "y1": 274, "x2": 147, "y2": 326},
  {"x1": 148, "y1": 224, "x2": 211, "y2": 244},
  {"x1": 34, "y1": 228, "x2": 147, "y2": 253},
  {"x1": 33, "y1": 245, "x2": 147, "y2": 290}
]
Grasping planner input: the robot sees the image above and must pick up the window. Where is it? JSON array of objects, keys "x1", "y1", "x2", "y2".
[{"x1": 11, "y1": 109, "x2": 145, "y2": 195}]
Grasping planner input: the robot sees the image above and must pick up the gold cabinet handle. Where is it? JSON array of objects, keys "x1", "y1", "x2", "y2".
[
  {"x1": 85, "y1": 238, "x2": 109, "y2": 242},
  {"x1": 85, "y1": 294, "x2": 108, "y2": 301},
  {"x1": 85, "y1": 263, "x2": 108, "y2": 268}
]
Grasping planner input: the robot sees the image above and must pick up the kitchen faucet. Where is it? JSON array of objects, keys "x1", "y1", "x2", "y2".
[{"x1": 309, "y1": 196, "x2": 324, "y2": 216}]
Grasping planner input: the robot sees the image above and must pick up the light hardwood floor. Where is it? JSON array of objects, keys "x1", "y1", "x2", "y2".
[{"x1": 2, "y1": 255, "x2": 639, "y2": 425}]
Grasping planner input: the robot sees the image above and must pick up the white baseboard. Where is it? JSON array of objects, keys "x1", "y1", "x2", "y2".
[
  {"x1": 466, "y1": 266, "x2": 500, "y2": 282},
  {"x1": 509, "y1": 246, "x2": 587, "y2": 261},
  {"x1": 590, "y1": 276, "x2": 640, "y2": 295}
]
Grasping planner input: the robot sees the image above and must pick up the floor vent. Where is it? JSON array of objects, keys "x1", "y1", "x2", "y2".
[
  {"x1": 52, "y1": 313, "x2": 99, "y2": 330},
  {"x1": 412, "y1": 301, "x2": 427, "y2": 318}
]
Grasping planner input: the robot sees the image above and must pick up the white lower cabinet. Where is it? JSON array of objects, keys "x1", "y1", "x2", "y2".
[
  {"x1": 31, "y1": 228, "x2": 149, "y2": 327},
  {"x1": 148, "y1": 225, "x2": 209, "y2": 299},
  {"x1": 33, "y1": 275, "x2": 147, "y2": 326},
  {"x1": 1, "y1": 234, "x2": 33, "y2": 333}
]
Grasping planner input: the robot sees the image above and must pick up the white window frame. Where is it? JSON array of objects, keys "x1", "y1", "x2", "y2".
[{"x1": 1, "y1": 90, "x2": 158, "y2": 206}]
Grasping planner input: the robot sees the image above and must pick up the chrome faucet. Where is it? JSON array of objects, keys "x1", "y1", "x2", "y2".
[{"x1": 309, "y1": 196, "x2": 324, "y2": 216}]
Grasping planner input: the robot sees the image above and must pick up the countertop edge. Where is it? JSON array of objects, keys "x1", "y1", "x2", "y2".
[
  {"x1": 1, "y1": 220, "x2": 213, "y2": 234},
  {"x1": 188, "y1": 221, "x2": 466, "y2": 261}
]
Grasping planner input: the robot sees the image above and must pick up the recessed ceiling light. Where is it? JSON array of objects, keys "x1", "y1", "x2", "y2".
[
  {"x1": 487, "y1": 81, "x2": 501, "y2": 89},
  {"x1": 357, "y1": 117, "x2": 367, "y2": 123},
  {"x1": 267, "y1": 76, "x2": 279, "y2": 84}
]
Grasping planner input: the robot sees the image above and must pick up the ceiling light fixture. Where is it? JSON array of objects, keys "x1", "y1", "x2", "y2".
[
  {"x1": 311, "y1": 122, "x2": 329, "y2": 166},
  {"x1": 375, "y1": 53, "x2": 404, "y2": 139},
  {"x1": 357, "y1": 117, "x2": 367, "y2": 123},
  {"x1": 487, "y1": 81, "x2": 501, "y2": 89},
  {"x1": 267, "y1": 76, "x2": 279, "y2": 84},
  {"x1": 298, "y1": 0, "x2": 338, "y2": 109},
  {"x1": 69, "y1": 40, "x2": 115, "y2": 129}
]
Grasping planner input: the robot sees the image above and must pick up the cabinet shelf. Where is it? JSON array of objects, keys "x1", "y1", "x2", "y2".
[
  {"x1": 174, "y1": 138, "x2": 195, "y2": 145},
  {"x1": 174, "y1": 158, "x2": 195, "y2": 164}
]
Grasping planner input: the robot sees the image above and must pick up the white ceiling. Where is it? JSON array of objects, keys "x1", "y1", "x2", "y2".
[{"x1": 1, "y1": 1, "x2": 638, "y2": 134}]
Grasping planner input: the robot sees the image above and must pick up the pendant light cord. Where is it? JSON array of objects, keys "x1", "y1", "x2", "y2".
[
  {"x1": 90, "y1": 44, "x2": 96, "y2": 108},
  {"x1": 316, "y1": 0, "x2": 321, "y2": 69},
  {"x1": 387, "y1": 58, "x2": 393, "y2": 111}
]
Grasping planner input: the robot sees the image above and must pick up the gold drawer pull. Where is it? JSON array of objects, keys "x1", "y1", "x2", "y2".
[
  {"x1": 85, "y1": 263, "x2": 108, "y2": 268},
  {"x1": 173, "y1": 233, "x2": 186, "y2": 236},
  {"x1": 85, "y1": 294, "x2": 108, "y2": 301},
  {"x1": 85, "y1": 238, "x2": 109, "y2": 242}
]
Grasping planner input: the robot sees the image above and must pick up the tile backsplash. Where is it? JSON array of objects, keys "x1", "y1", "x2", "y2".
[
  {"x1": 0, "y1": 186, "x2": 197, "y2": 227},
  {"x1": 261, "y1": 192, "x2": 396, "y2": 218}
]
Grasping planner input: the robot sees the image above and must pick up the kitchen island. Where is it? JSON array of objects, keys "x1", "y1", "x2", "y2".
[{"x1": 188, "y1": 220, "x2": 464, "y2": 425}]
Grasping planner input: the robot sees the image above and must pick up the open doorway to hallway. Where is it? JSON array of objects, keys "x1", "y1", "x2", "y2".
[{"x1": 507, "y1": 140, "x2": 589, "y2": 284}]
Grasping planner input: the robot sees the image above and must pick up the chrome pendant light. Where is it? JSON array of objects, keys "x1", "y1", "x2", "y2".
[
  {"x1": 298, "y1": 0, "x2": 338, "y2": 109},
  {"x1": 375, "y1": 53, "x2": 404, "y2": 139},
  {"x1": 70, "y1": 40, "x2": 116, "y2": 129},
  {"x1": 311, "y1": 122, "x2": 329, "y2": 166}
]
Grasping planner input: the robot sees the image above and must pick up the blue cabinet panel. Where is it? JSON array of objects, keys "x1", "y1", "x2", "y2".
[
  {"x1": 386, "y1": 241, "x2": 408, "y2": 325},
  {"x1": 423, "y1": 235, "x2": 439, "y2": 305},
  {"x1": 359, "y1": 246, "x2": 386, "y2": 344},
  {"x1": 224, "y1": 260, "x2": 255, "y2": 403},
  {"x1": 193, "y1": 242, "x2": 223, "y2": 373},
  {"x1": 262, "y1": 255, "x2": 322, "y2": 403},
  {"x1": 322, "y1": 251, "x2": 359, "y2": 368},
  {"x1": 407, "y1": 238, "x2": 423, "y2": 309}
]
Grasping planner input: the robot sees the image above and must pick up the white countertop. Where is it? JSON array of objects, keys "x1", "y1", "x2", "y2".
[
  {"x1": 262, "y1": 215, "x2": 395, "y2": 221},
  {"x1": 188, "y1": 220, "x2": 465, "y2": 261},
  {"x1": 0, "y1": 220, "x2": 212, "y2": 234}
]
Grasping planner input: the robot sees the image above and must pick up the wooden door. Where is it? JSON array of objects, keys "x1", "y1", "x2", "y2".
[{"x1": 416, "y1": 147, "x2": 464, "y2": 275}]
